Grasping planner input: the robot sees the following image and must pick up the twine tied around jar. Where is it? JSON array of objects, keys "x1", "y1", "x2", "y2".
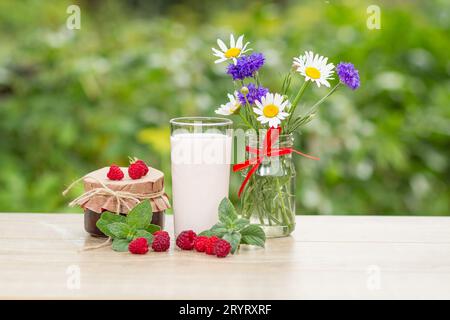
[
  {"x1": 62, "y1": 175, "x2": 166, "y2": 251},
  {"x1": 63, "y1": 175, "x2": 166, "y2": 214}
]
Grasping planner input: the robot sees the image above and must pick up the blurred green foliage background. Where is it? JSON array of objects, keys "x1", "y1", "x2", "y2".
[{"x1": 0, "y1": 0, "x2": 448, "y2": 215}]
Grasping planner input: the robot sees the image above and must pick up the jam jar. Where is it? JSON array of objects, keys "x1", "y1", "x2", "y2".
[{"x1": 78, "y1": 166, "x2": 170, "y2": 237}]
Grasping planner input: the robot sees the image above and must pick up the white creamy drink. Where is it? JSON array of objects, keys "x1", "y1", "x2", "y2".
[{"x1": 171, "y1": 133, "x2": 232, "y2": 235}]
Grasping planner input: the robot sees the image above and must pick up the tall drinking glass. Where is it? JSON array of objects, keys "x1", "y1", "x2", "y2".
[{"x1": 170, "y1": 117, "x2": 233, "y2": 236}]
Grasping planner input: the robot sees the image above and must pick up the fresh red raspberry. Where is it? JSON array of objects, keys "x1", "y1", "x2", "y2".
[
  {"x1": 154, "y1": 230, "x2": 169, "y2": 238},
  {"x1": 193, "y1": 236, "x2": 209, "y2": 252},
  {"x1": 128, "y1": 238, "x2": 148, "y2": 254},
  {"x1": 128, "y1": 162, "x2": 147, "y2": 179},
  {"x1": 205, "y1": 236, "x2": 220, "y2": 255},
  {"x1": 107, "y1": 165, "x2": 124, "y2": 180},
  {"x1": 152, "y1": 232, "x2": 170, "y2": 252},
  {"x1": 215, "y1": 239, "x2": 231, "y2": 258},
  {"x1": 176, "y1": 230, "x2": 197, "y2": 250},
  {"x1": 134, "y1": 159, "x2": 149, "y2": 175}
]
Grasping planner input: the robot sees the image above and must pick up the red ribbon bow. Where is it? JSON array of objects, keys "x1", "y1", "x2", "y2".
[{"x1": 232, "y1": 127, "x2": 320, "y2": 197}]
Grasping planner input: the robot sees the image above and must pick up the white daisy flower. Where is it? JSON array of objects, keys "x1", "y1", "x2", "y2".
[
  {"x1": 215, "y1": 91, "x2": 241, "y2": 115},
  {"x1": 212, "y1": 34, "x2": 251, "y2": 65},
  {"x1": 253, "y1": 92, "x2": 290, "y2": 128},
  {"x1": 293, "y1": 51, "x2": 335, "y2": 87}
]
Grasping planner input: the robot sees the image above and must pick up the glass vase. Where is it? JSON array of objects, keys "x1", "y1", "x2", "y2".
[{"x1": 241, "y1": 132, "x2": 296, "y2": 238}]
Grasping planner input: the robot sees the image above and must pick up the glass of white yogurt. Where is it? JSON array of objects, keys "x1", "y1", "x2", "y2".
[{"x1": 170, "y1": 117, "x2": 233, "y2": 236}]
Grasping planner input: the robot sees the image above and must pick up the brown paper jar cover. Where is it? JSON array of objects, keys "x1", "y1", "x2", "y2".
[{"x1": 81, "y1": 167, "x2": 170, "y2": 236}]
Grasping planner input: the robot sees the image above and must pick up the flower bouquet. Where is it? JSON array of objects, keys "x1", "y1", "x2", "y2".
[{"x1": 212, "y1": 34, "x2": 360, "y2": 237}]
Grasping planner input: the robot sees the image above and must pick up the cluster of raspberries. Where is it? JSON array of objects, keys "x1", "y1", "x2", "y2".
[
  {"x1": 176, "y1": 230, "x2": 231, "y2": 258},
  {"x1": 107, "y1": 158, "x2": 149, "y2": 181},
  {"x1": 128, "y1": 230, "x2": 170, "y2": 254}
]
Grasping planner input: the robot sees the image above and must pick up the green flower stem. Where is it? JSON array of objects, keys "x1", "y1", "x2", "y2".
[
  {"x1": 303, "y1": 82, "x2": 341, "y2": 118},
  {"x1": 254, "y1": 72, "x2": 261, "y2": 87},
  {"x1": 276, "y1": 176, "x2": 293, "y2": 227},
  {"x1": 283, "y1": 182, "x2": 295, "y2": 227},
  {"x1": 266, "y1": 209, "x2": 273, "y2": 226},
  {"x1": 281, "y1": 72, "x2": 292, "y2": 95},
  {"x1": 275, "y1": 177, "x2": 287, "y2": 224},
  {"x1": 287, "y1": 81, "x2": 310, "y2": 122},
  {"x1": 244, "y1": 95, "x2": 258, "y2": 130},
  {"x1": 238, "y1": 111, "x2": 253, "y2": 129},
  {"x1": 256, "y1": 198, "x2": 266, "y2": 225},
  {"x1": 269, "y1": 215, "x2": 282, "y2": 225}
]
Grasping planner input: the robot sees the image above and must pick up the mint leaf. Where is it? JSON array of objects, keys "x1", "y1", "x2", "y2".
[
  {"x1": 208, "y1": 226, "x2": 228, "y2": 237},
  {"x1": 145, "y1": 224, "x2": 161, "y2": 234},
  {"x1": 134, "y1": 230, "x2": 154, "y2": 243},
  {"x1": 210, "y1": 224, "x2": 228, "y2": 237},
  {"x1": 96, "y1": 212, "x2": 126, "y2": 237},
  {"x1": 233, "y1": 218, "x2": 250, "y2": 231},
  {"x1": 199, "y1": 222, "x2": 227, "y2": 237},
  {"x1": 240, "y1": 224, "x2": 266, "y2": 248},
  {"x1": 221, "y1": 215, "x2": 235, "y2": 229},
  {"x1": 218, "y1": 198, "x2": 237, "y2": 222},
  {"x1": 126, "y1": 228, "x2": 137, "y2": 241},
  {"x1": 223, "y1": 231, "x2": 241, "y2": 254},
  {"x1": 112, "y1": 239, "x2": 130, "y2": 252},
  {"x1": 126, "y1": 200, "x2": 152, "y2": 229},
  {"x1": 107, "y1": 222, "x2": 131, "y2": 239},
  {"x1": 199, "y1": 199, "x2": 267, "y2": 254},
  {"x1": 198, "y1": 230, "x2": 213, "y2": 237}
]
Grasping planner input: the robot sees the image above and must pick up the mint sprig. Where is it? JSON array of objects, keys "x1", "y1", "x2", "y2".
[
  {"x1": 199, "y1": 198, "x2": 266, "y2": 254},
  {"x1": 96, "y1": 200, "x2": 161, "y2": 252}
]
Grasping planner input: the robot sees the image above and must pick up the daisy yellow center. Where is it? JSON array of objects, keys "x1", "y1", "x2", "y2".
[
  {"x1": 263, "y1": 104, "x2": 279, "y2": 118},
  {"x1": 305, "y1": 67, "x2": 321, "y2": 79},
  {"x1": 225, "y1": 47, "x2": 241, "y2": 58}
]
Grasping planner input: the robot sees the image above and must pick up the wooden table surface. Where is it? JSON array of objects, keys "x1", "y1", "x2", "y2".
[{"x1": 0, "y1": 213, "x2": 449, "y2": 299}]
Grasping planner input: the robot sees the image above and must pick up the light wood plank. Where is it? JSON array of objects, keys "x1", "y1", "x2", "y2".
[{"x1": 0, "y1": 213, "x2": 449, "y2": 299}]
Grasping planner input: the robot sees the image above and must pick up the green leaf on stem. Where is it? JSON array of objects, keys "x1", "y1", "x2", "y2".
[
  {"x1": 200, "y1": 197, "x2": 267, "y2": 254},
  {"x1": 111, "y1": 239, "x2": 130, "y2": 252},
  {"x1": 126, "y1": 200, "x2": 152, "y2": 229},
  {"x1": 233, "y1": 218, "x2": 250, "y2": 231},
  {"x1": 240, "y1": 224, "x2": 266, "y2": 248},
  {"x1": 96, "y1": 212, "x2": 126, "y2": 238},
  {"x1": 134, "y1": 230, "x2": 154, "y2": 243},
  {"x1": 198, "y1": 230, "x2": 212, "y2": 237},
  {"x1": 218, "y1": 197, "x2": 238, "y2": 222},
  {"x1": 144, "y1": 224, "x2": 161, "y2": 234},
  {"x1": 199, "y1": 222, "x2": 227, "y2": 237},
  {"x1": 223, "y1": 231, "x2": 242, "y2": 254},
  {"x1": 107, "y1": 222, "x2": 132, "y2": 239}
]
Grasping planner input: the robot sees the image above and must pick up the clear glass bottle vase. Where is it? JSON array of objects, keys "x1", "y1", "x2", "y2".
[{"x1": 241, "y1": 132, "x2": 296, "y2": 238}]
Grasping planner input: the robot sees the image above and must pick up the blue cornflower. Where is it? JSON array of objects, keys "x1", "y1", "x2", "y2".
[
  {"x1": 336, "y1": 62, "x2": 360, "y2": 90},
  {"x1": 227, "y1": 53, "x2": 265, "y2": 81},
  {"x1": 238, "y1": 83, "x2": 268, "y2": 105}
]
